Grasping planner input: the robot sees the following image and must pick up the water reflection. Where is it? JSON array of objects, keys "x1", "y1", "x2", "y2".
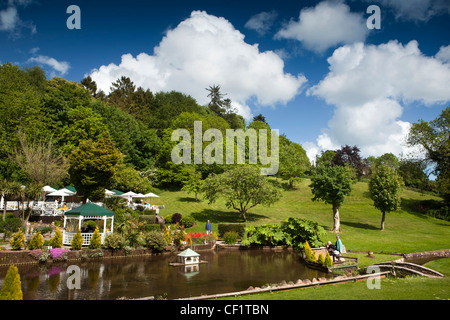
[{"x1": 0, "y1": 250, "x2": 330, "y2": 300}]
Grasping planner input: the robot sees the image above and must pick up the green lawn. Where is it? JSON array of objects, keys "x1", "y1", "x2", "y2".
[
  {"x1": 154, "y1": 178, "x2": 450, "y2": 255},
  {"x1": 217, "y1": 258, "x2": 450, "y2": 300},
  {"x1": 152, "y1": 179, "x2": 449, "y2": 300}
]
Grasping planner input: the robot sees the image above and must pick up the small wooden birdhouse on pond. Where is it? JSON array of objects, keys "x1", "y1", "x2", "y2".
[{"x1": 177, "y1": 248, "x2": 200, "y2": 265}]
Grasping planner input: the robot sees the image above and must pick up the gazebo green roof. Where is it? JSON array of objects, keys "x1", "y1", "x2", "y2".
[
  {"x1": 64, "y1": 202, "x2": 114, "y2": 216},
  {"x1": 110, "y1": 189, "x2": 124, "y2": 195},
  {"x1": 64, "y1": 185, "x2": 77, "y2": 193},
  {"x1": 177, "y1": 248, "x2": 200, "y2": 257}
]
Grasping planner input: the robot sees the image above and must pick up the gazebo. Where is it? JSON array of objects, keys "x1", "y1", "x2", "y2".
[{"x1": 62, "y1": 202, "x2": 114, "y2": 246}]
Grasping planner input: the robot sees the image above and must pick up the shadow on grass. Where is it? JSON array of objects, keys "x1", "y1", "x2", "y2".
[
  {"x1": 177, "y1": 197, "x2": 199, "y2": 203},
  {"x1": 341, "y1": 220, "x2": 379, "y2": 230},
  {"x1": 191, "y1": 209, "x2": 268, "y2": 224}
]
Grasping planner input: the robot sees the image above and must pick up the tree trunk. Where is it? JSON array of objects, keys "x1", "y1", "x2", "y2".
[
  {"x1": 332, "y1": 203, "x2": 340, "y2": 232},
  {"x1": 381, "y1": 211, "x2": 385, "y2": 231},
  {"x1": 241, "y1": 210, "x2": 247, "y2": 222}
]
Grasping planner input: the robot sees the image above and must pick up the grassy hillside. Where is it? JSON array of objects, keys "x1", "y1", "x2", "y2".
[{"x1": 151, "y1": 178, "x2": 450, "y2": 254}]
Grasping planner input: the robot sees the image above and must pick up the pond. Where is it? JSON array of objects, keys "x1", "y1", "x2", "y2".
[{"x1": 0, "y1": 249, "x2": 331, "y2": 300}]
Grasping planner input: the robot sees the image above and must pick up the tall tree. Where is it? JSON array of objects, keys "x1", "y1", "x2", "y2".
[
  {"x1": 10, "y1": 130, "x2": 69, "y2": 186},
  {"x1": 81, "y1": 76, "x2": 98, "y2": 97},
  {"x1": 201, "y1": 166, "x2": 282, "y2": 221},
  {"x1": 310, "y1": 163, "x2": 355, "y2": 232},
  {"x1": 332, "y1": 145, "x2": 367, "y2": 179},
  {"x1": 369, "y1": 165, "x2": 404, "y2": 231},
  {"x1": 278, "y1": 136, "x2": 310, "y2": 188},
  {"x1": 69, "y1": 134, "x2": 124, "y2": 202},
  {"x1": 407, "y1": 106, "x2": 450, "y2": 202}
]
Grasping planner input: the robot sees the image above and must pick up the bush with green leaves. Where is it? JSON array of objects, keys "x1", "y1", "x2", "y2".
[
  {"x1": 103, "y1": 232, "x2": 125, "y2": 250},
  {"x1": 223, "y1": 231, "x2": 239, "y2": 244},
  {"x1": 218, "y1": 223, "x2": 246, "y2": 238},
  {"x1": 0, "y1": 214, "x2": 22, "y2": 238},
  {"x1": 180, "y1": 215, "x2": 195, "y2": 228},
  {"x1": 71, "y1": 228, "x2": 84, "y2": 250},
  {"x1": 49, "y1": 228, "x2": 63, "y2": 248},
  {"x1": 89, "y1": 227, "x2": 102, "y2": 249},
  {"x1": 143, "y1": 231, "x2": 167, "y2": 252},
  {"x1": 303, "y1": 241, "x2": 316, "y2": 263},
  {"x1": 10, "y1": 230, "x2": 25, "y2": 250},
  {"x1": 281, "y1": 217, "x2": 325, "y2": 249},
  {"x1": 34, "y1": 226, "x2": 53, "y2": 235},
  {"x1": 241, "y1": 224, "x2": 285, "y2": 246},
  {"x1": 317, "y1": 253, "x2": 325, "y2": 266},
  {"x1": 28, "y1": 232, "x2": 44, "y2": 250},
  {"x1": 324, "y1": 251, "x2": 333, "y2": 267},
  {"x1": 0, "y1": 265, "x2": 22, "y2": 300}
]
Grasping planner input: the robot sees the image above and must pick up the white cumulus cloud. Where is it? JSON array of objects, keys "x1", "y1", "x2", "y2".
[
  {"x1": 275, "y1": 0, "x2": 368, "y2": 54},
  {"x1": 89, "y1": 10, "x2": 307, "y2": 120},
  {"x1": 28, "y1": 55, "x2": 70, "y2": 76},
  {"x1": 304, "y1": 40, "x2": 450, "y2": 161}
]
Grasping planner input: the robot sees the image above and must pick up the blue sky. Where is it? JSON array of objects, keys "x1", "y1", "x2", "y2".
[{"x1": 1, "y1": 0, "x2": 450, "y2": 162}]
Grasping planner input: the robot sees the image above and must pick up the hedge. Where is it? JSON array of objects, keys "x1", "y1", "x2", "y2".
[{"x1": 218, "y1": 223, "x2": 246, "y2": 238}]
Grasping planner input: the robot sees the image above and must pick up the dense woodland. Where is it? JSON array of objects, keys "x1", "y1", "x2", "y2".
[{"x1": 0, "y1": 62, "x2": 448, "y2": 207}]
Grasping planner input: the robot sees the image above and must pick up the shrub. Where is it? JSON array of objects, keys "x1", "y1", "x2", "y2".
[
  {"x1": 324, "y1": 251, "x2": 333, "y2": 267},
  {"x1": 303, "y1": 241, "x2": 316, "y2": 263},
  {"x1": 144, "y1": 224, "x2": 161, "y2": 232},
  {"x1": 89, "y1": 227, "x2": 102, "y2": 249},
  {"x1": 282, "y1": 217, "x2": 326, "y2": 249},
  {"x1": 143, "y1": 231, "x2": 167, "y2": 252},
  {"x1": 49, "y1": 228, "x2": 63, "y2": 248},
  {"x1": 172, "y1": 213, "x2": 182, "y2": 224},
  {"x1": 71, "y1": 228, "x2": 84, "y2": 250},
  {"x1": 164, "y1": 214, "x2": 173, "y2": 224},
  {"x1": 138, "y1": 215, "x2": 158, "y2": 225},
  {"x1": 0, "y1": 215, "x2": 22, "y2": 237},
  {"x1": 241, "y1": 224, "x2": 285, "y2": 246},
  {"x1": 223, "y1": 231, "x2": 239, "y2": 244},
  {"x1": 28, "y1": 232, "x2": 44, "y2": 250},
  {"x1": 218, "y1": 223, "x2": 246, "y2": 237},
  {"x1": 163, "y1": 226, "x2": 171, "y2": 244},
  {"x1": 34, "y1": 226, "x2": 53, "y2": 235},
  {"x1": 0, "y1": 265, "x2": 22, "y2": 300},
  {"x1": 103, "y1": 233, "x2": 125, "y2": 250},
  {"x1": 318, "y1": 253, "x2": 325, "y2": 266},
  {"x1": 180, "y1": 216, "x2": 195, "y2": 228},
  {"x1": 10, "y1": 230, "x2": 25, "y2": 250}
]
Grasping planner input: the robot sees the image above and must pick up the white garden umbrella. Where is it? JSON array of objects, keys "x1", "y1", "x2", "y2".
[
  {"x1": 42, "y1": 185, "x2": 57, "y2": 193},
  {"x1": 47, "y1": 189, "x2": 73, "y2": 202},
  {"x1": 143, "y1": 192, "x2": 159, "y2": 205}
]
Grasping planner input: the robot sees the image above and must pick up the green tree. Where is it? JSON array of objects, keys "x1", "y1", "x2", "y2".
[
  {"x1": 278, "y1": 136, "x2": 310, "y2": 188},
  {"x1": 369, "y1": 165, "x2": 404, "y2": 231},
  {"x1": 310, "y1": 163, "x2": 355, "y2": 232},
  {"x1": 407, "y1": 106, "x2": 450, "y2": 202},
  {"x1": 69, "y1": 134, "x2": 123, "y2": 202},
  {"x1": 0, "y1": 265, "x2": 23, "y2": 300},
  {"x1": 181, "y1": 167, "x2": 203, "y2": 201},
  {"x1": 201, "y1": 165, "x2": 282, "y2": 221}
]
